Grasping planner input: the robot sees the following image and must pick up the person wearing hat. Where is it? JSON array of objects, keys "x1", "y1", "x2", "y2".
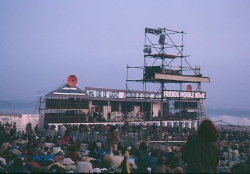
[{"x1": 76, "y1": 156, "x2": 93, "y2": 173}]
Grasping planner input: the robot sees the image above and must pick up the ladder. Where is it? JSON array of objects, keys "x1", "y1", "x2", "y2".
[
  {"x1": 195, "y1": 65, "x2": 207, "y2": 121},
  {"x1": 199, "y1": 95, "x2": 206, "y2": 121}
]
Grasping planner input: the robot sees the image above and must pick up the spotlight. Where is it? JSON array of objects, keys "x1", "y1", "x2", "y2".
[{"x1": 143, "y1": 46, "x2": 152, "y2": 54}]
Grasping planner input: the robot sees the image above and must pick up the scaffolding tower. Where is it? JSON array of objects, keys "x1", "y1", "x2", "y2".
[{"x1": 126, "y1": 27, "x2": 210, "y2": 139}]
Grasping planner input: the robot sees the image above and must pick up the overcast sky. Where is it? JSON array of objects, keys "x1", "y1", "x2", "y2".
[{"x1": 1, "y1": 1, "x2": 250, "y2": 111}]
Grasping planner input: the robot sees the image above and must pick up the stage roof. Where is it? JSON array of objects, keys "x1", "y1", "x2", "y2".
[{"x1": 38, "y1": 84, "x2": 87, "y2": 99}]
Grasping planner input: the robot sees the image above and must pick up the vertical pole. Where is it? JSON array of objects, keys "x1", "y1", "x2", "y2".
[
  {"x1": 160, "y1": 82, "x2": 164, "y2": 140},
  {"x1": 228, "y1": 141, "x2": 231, "y2": 167},
  {"x1": 160, "y1": 32, "x2": 164, "y2": 141}
]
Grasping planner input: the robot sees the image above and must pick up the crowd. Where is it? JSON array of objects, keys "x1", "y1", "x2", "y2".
[{"x1": 0, "y1": 120, "x2": 249, "y2": 173}]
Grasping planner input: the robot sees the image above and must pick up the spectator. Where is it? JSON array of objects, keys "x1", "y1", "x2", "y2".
[
  {"x1": 99, "y1": 155, "x2": 112, "y2": 169},
  {"x1": 111, "y1": 150, "x2": 123, "y2": 170},
  {"x1": 4, "y1": 123, "x2": 11, "y2": 135},
  {"x1": 68, "y1": 144, "x2": 81, "y2": 164},
  {"x1": 107, "y1": 126, "x2": 119, "y2": 155},
  {"x1": 120, "y1": 151, "x2": 131, "y2": 173},
  {"x1": 137, "y1": 142, "x2": 150, "y2": 173},
  {"x1": 0, "y1": 161, "x2": 6, "y2": 173},
  {"x1": 8, "y1": 157, "x2": 28, "y2": 173},
  {"x1": 28, "y1": 140, "x2": 40, "y2": 161},
  {"x1": 151, "y1": 156, "x2": 170, "y2": 173},
  {"x1": 173, "y1": 166, "x2": 184, "y2": 173},
  {"x1": 0, "y1": 151, "x2": 6, "y2": 167},
  {"x1": 76, "y1": 156, "x2": 93, "y2": 173},
  {"x1": 61, "y1": 128, "x2": 70, "y2": 145},
  {"x1": 148, "y1": 149, "x2": 158, "y2": 167},
  {"x1": 183, "y1": 119, "x2": 220, "y2": 173}
]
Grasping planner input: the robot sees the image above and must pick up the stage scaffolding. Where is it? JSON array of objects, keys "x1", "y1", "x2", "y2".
[{"x1": 125, "y1": 27, "x2": 210, "y2": 140}]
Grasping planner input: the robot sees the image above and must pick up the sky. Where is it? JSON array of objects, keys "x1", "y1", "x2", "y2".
[{"x1": 1, "y1": 0, "x2": 250, "y2": 111}]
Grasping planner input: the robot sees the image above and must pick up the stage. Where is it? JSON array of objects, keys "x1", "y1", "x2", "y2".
[{"x1": 48, "y1": 119, "x2": 198, "y2": 131}]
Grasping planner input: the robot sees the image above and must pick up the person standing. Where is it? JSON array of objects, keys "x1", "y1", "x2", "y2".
[
  {"x1": 120, "y1": 151, "x2": 131, "y2": 173},
  {"x1": 13, "y1": 122, "x2": 17, "y2": 135},
  {"x1": 61, "y1": 125, "x2": 71, "y2": 145},
  {"x1": 60, "y1": 124, "x2": 66, "y2": 137},
  {"x1": 182, "y1": 119, "x2": 220, "y2": 173},
  {"x1": 108, "y1": 112, "x2": 111, "y2": 122},
  {"x1": 107, "y1": 126, "x2": 119, "y2": 155},
  {"x1": 4, "y1": 122, "x2": 11, "y2": 135}
]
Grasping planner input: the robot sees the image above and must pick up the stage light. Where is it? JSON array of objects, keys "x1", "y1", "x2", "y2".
[{"x1": 143, "y1": 46, "x2": 152, "y2": 54}]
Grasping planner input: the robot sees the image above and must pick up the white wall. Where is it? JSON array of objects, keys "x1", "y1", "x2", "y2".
[
  {"x1": 21, "y1": 114, "x2": 40, "y2": 132},
  {"x1": 0, "y1": 114, "x2": 40, "y2": 132},
  {"x1": 103, "y1": 106, "x2": 111, "y2": 120}
]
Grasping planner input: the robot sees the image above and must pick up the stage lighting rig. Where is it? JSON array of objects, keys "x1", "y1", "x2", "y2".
[
  {"x1": 145, "y1": 27, "x2": 162, "y2": 35},
  {"x1": 143, "y1": 45, "x2": 152, "y2": 55}
]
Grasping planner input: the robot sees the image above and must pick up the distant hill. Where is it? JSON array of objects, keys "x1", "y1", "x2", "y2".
[
  {"x1": 0, "y1": 100, "x2": 37, "y2": 114},
  {"x1": 206, "y1": 108, "x2": 250, "y2": 118}
]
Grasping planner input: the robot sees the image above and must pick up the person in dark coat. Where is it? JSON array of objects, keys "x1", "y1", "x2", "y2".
[
  {"x1": 182, "y1": 119, "x2": 220, "y2": 173},
  {"x1": 8, "y1": 157, "x2": 29, "y2": 173},
  {"x1": 137, "y1": 142, "x2": 150, "y2": 173}
]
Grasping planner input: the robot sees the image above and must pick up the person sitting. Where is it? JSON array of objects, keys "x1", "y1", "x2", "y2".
[
  {"x1": 99, "y1": 155, "x2": 112, "y2": 169},
  {"x1": 8, "y1": 157, "x2": 28, "y2": 173},
  {"x1": 151, "y1": 156, "x2": 170, "y2": 173},
  {"x1": 148, "y1": 149, "x2": 158, "y2": 167},
  {"x1": 68, "y1": 144, "x2": 81, "y2": 164},
  {"x1": 0, "y1": 161, "x2": 6, "y2": 173},
  {"x1": 27, "y1": 140, "x2": 40, "y2": 161},
  {"x1": 111, "y1": 150, "x2": 123, "y2": 170},
  {"x1": 76, "y1": 156, "x2": 93, "y2": 173},
  {"x1": 0, "y1": 151, "x2": 6, "y2": 167}
]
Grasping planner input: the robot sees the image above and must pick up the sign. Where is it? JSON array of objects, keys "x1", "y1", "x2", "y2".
[
  {"x1": 87, "y1": 90, "x2": 164, "y2": 100},
  {"x1": 28, "y1": 114, "x2": 39, "y2": 119},
  {"x1": 164, "y1": 90, "x2": 206, "y2": 99}
]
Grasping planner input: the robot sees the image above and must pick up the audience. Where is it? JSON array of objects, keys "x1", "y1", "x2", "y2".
[{"x1": 0, "y1": 121, "x2": 247, "y2": 173}]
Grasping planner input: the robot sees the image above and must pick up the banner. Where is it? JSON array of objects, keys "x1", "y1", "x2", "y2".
[{"x1": 164, "y1": 90, "x2": 206, "y2": 99}]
